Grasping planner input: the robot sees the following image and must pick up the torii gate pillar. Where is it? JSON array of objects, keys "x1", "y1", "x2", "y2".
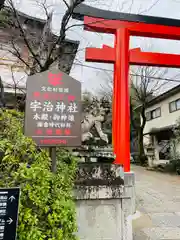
[{"x1": 114, "y1": 28, "x2": 130, "y2": 172}]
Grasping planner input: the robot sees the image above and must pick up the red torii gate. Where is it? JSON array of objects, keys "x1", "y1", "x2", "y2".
[{"x1": 73, "y1": 4, "x2": 180, "y2": 172}]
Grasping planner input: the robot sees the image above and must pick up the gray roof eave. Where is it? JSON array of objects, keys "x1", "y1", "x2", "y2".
[
  {"x1": 144, "y1": 125, "x2": 175, "y2": 135},
  {"x1": 135, "y1": 84, "x2": 180, "y2": 110},
  {"x1": 146, "y1": 84, "x2": 180, "y2": 107}
]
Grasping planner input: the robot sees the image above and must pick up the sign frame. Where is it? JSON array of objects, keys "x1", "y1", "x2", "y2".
[{"x1": 24, "y1": 68, "x2": 82, "y2": 148}]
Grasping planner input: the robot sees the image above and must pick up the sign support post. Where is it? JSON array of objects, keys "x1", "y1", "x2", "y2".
[{"x1": 49, "y1": 147, "x2": 56, "y2": 173}]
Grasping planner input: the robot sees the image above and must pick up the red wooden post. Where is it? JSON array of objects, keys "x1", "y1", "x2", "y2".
[
  {"x1": 113, "y1": 28, "x2": 130, "y2": 172},
  {"x1": 112, "y1": 64, "x2": 117, "y2": 154}
]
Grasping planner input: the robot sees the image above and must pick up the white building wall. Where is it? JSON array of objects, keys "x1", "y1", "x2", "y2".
[
  {"x1": 144, "y1": 91, "x2": 180, "y2": 135},
  {"x1": 0, "y1": 43, "x2": 28, "y2": 93},
  {"x1": 144, "y1": 91, "x2": 180, "y2": 163}
]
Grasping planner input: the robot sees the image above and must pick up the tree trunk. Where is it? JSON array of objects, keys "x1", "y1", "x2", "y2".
[
  {"x1": 138, "y1": 127, "x2": 147, "y2": 165},
  {"x1": 0, "y1": 77, "x2": 5, "y2": 107}
]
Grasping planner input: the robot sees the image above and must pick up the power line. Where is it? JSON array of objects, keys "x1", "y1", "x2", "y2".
[
  {"x1": 132, "y1": 74, "x2": 180, "y2": 83},
  {"x1": 74, "y1": 62, "x2": 113, "y2": 72},
  {"x1": 74, "y1": 63, "x2": 180, "y2": 83}
]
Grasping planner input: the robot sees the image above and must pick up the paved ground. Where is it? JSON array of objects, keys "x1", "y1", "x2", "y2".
[{"x1": 132, "y1": 165, "x2": 180, "y2": 240}]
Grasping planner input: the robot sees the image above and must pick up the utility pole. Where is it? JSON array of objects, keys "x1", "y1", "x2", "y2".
[
  {"x1": 0, "y1": 0, "x2": 5, "y2": 10},
  {"x1": 0, "y1": 77, "x2": 5, "y2": 108}
]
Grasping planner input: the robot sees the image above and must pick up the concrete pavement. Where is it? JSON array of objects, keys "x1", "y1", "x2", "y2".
[{"x1": 132, "y1": 165, "x2": 180, "y2": 240}]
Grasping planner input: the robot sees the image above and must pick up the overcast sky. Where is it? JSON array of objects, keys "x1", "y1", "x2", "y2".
[{"x1": 12, "y1": 0, "x2": 180, "y2": 94}]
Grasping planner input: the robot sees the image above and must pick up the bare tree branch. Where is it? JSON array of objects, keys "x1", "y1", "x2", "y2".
[
  {"x1": 8, "y1": 39, "x2": 31, "y2": 70},
  {"x1": 62, "y1": 0, "x2": 70, "y2": 9},
  {"x1": 138, "y1": 0, "x2": 160, "y2": 14}
]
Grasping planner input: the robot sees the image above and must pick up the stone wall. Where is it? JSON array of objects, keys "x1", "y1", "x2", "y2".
[{"x1": 74, "y1": 163, "x2": 135, "y2": 240}]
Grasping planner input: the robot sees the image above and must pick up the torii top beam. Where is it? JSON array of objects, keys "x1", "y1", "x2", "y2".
[
  {"x1": 73, "y1": 3, "x2": 180, "y2": 27},
  {"x1": 73, "y1": 4, "x2": 180, "y2": 40}
]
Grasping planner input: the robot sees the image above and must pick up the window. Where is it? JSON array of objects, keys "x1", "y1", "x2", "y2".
[
  {"x1": 146, "y1": 107, "x2": 161, "y2": 121},
  {"x1": 169, "y1": 101, "x2": 176, "y2": 112},
  {"x1": 155, "y1": 108, "x2": 161, "y2": 118},
  {"x1": 146, "y1": 111, "x2": 151, "y2": 121},
  {"x1": 152, "y1": 109, "x2": 157, "y2": 119},
  {"x1": 169, "y1": 98, "x2": 180, "y2": 113},
  {"x1": 176, "y1": 99, "x2": 180, "y2": 110}
]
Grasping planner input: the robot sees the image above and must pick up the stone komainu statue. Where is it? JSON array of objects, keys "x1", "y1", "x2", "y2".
[{"x1": 81, "y1": 97, "x2": 110, "y2": 144}]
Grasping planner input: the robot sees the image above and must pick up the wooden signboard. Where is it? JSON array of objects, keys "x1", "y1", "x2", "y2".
[{"x1": 25, "y1": 69, "x2": 81, "y2": 147}]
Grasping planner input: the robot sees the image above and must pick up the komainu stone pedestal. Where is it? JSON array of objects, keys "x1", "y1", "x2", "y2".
[{"x1": 74, "y1": 163, "x2": 135, "y2": 240}]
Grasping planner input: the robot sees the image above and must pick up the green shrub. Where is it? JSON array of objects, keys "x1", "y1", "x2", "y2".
[{"x1": 0, "y1": 109, "x2": 78, "y2": 240}]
